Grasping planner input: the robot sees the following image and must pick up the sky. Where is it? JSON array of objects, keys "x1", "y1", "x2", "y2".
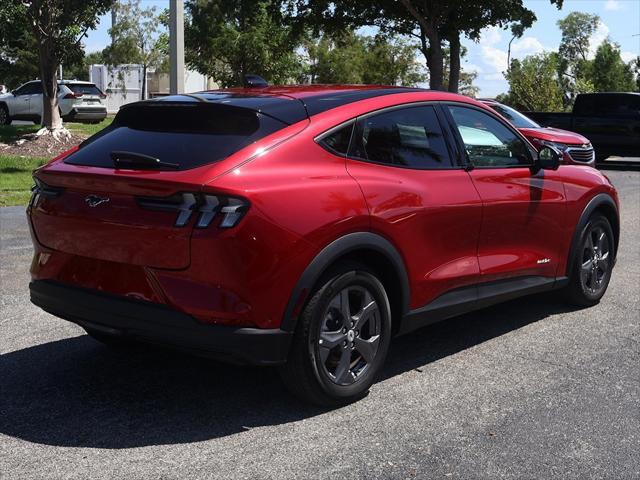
[{"x1": 83, "y1": 0, "x2": 640, "y2": 97}]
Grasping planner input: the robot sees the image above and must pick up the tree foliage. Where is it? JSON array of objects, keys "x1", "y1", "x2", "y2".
[
  {"x1": 0, "y1": 0, "x2": 112, "y2": 131},
  {"x1": 102, "y1": 0, "x2": 166, "y2": 99},
  {"x1": 297, "y1": 0, "x2": 561, "y2": 93},
  {"x1": 185, "y1": 0, "x2": 304, "y2": 87},
  {"x1": 304, "y1": 32, "x2": 425, "y2": 86},
  {"x1": 591, "y1": 40, "x2": 636, "y2": 92},
  {"x1": 503, "y1": 53, "x2": 564, "y2": 111},
  {"x1": 556, "y1": 12, "x2": 599, "y2": 106}
]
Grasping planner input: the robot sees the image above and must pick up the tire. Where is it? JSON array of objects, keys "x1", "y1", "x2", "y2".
[
  {"x1": 563, "y1": 214, "x2": 615, "y2": 307},
  {"x1": 0, "y1": 104, "x2": 10, "y2": 125},
  {"x1": 279, "y1": 262, "x2": 392, "y2": 406}
]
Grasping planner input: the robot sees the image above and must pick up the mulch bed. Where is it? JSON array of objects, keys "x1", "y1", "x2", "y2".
[{"x1": 0, "y1": 131, "x2": 86, "y2": 158}]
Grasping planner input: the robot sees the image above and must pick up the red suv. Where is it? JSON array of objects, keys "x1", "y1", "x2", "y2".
[
  {"x1": 480, "y1": 100, "x2": 596, "y2": 167},
  {"x1": 28, "y1": 85, "x2": 619, "y2": 405}
]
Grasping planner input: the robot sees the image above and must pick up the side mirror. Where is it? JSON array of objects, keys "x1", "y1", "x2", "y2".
[{"x1": 534, "y1": 145, "x2": 561, "y2": 172}]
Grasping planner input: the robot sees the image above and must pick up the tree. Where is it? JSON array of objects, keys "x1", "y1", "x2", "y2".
[
  {"x1": 556, "y1": 12, "x2": 599, "y2": 106},
  {"x1": 103, "y1": 0, "x2": 166, "y2": 100},
  {"x1": 65, "y1": 51, "x2": 105, "y2": 81},
  {"x1": 185, "y1": 0, "x2": 304, "y2": 87},
  {"x1": 303, "y1": 32, "x2": 426, "y2": 86},
  {"x1": 443, "y1": 46, "x2": 479, "y2": 97},
  {"x1": 0, "y1": 5, "x2": 39, "y2": 89},
  {"x1": 504, "y1": 53, "x2": 564, "y2": 111},
  {"x1": 1, "y1": 0, "x2": 112, "y2": 135},
  {"x1": 299, "y1": 0, "x2": 561, "y2": 92},
  {"x1": 591, "y1": 40, "x2": 636, "y2": 92}
]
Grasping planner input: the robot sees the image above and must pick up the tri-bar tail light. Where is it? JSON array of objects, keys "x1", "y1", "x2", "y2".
[
  {"x1": 136, "y1": 192, "x2": 250, "y2": 229},
  {"x1": 29, "y1": 177, "x2": 65, "y2": 208}
]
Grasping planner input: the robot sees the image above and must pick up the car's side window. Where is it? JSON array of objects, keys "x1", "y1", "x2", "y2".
[
  {"x1": 349, "y1": 105, "x2": 452, "y2": 169},
  {"x1": 318, "y1": 122, "x2": 354, "y2": 156},
  {"x1": 30, "y1": 82, "x2": 43, "y2": 95},
  {"x1": 447, "y1": 105, "x2": 532, "y2": 168},
  {"x1": 13, "y1": 84, "x2": 30, "y2": 96}
]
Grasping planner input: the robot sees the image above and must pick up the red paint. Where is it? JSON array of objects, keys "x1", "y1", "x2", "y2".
[{"x1": 28, "y1": 86, "x2": 618, "y2": 329}]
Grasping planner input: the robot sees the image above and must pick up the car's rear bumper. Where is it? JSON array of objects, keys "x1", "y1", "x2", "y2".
[
  {"x1": 29, "y1": 280, "x2": 292, "y2": 365},
  {"x1": 62, "y1": 107, "x2": 107, "y2": 122}
]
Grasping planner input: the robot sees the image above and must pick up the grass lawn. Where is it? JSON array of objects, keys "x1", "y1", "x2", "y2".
[
  {"x1": 0, "y1": 124, "x2": 41, "y2": 143},
  {"x1": 0, "y1": 118, "x2": 113, "y2": 207},
  {"x1": 0, "y1": 155, "x2": 47, "y2": 207},
  {"x1": 0, "y1": 117, "x2": 112, "y2": 141},
  {"x1": 66, "y1": 117, "x2": 113, "y2": 136}
]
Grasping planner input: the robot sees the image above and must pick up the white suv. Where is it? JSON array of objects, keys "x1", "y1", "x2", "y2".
[{"x1": 0, "y1": 80, "x2": 108, "y2": 125}]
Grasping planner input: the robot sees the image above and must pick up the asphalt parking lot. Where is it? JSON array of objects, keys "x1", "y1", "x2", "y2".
[{"x1": 1, "y1": 170, "x2": 638, "y2": 480}]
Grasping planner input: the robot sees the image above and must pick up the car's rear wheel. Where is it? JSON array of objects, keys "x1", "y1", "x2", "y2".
[
  {"x1": 0, "y1": 104, "x2": 10, "y2": 125},
  {"x1": 279, "y1": 263, "x2": 392, "y2": 406},
  {"x1": 564, "y1": 214, "x2": 614, "y2": 306}
]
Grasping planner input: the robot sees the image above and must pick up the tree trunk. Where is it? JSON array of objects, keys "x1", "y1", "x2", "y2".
[
  {"x1": 448, "y1": 33, "x2": 460, "y2": 93},
  {"x1": 416, "y1": 27, "x2": 444, "y2": 90},
  {"x1": 427, "y1": 39, "x2": 444, "y2": 91},
  {"x1": 38, "y1": 46, "x2": 62, "y2": 131}
]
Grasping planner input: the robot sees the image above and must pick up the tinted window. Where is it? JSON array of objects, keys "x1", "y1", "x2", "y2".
[
  {"x1": 15, "y1": 82, "x2": 39, "y2": 96},
  {"x1": 490, "y1": 104, "x2": 540, "y2": 129},
  {"x1": 447, "y1": 105, "x2": 531, "y2": 168},
  {"x1": 349, "y1": 105, "x2": 452, "y2": 169},
  {"x1": 318, "y1": 123, "x2": 353, "y2": 155},
  {"x1": 65, "y1": 102, "x2": 288, "y2": 170},
  {"x1": 68, "y1": 84, "x2": 103, "y2": 96}
]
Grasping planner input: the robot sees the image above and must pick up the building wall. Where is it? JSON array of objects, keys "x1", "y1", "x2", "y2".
[{"x1": 90, "y1": 64, "x2": 214, "y2": 113}]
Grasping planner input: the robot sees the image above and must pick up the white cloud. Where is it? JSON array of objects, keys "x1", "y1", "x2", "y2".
[
  {"x1": 511, "y1": 37, "x2": 548, "y2": 56},
  {"x1": 482, "y1": 26, "x2": 502, "y2": 46},
  {"x1": 463, "y1": 63, "x2": 483, "y2": 74},
  {"x1": 604, "y1": 0, "x2": 622, "y2": 11},
  {"x1": 588, "y1": 21, "x2": 610, "y2": 59},
  {"x1": 621, "y1": 51, "x2": 636, "y2": 63}
]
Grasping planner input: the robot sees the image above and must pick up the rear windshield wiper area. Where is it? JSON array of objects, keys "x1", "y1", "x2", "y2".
[{"x1": 110, "y1": 151, "x2": 179, "y2": 170}]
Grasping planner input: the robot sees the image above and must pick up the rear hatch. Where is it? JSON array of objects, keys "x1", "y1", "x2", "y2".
[
  {"x1": 30, "y1": 96, "x2": 306, "y2": 269},
  {"x1": 65, "y1": 83, "x2": 106, "y2": 107}
]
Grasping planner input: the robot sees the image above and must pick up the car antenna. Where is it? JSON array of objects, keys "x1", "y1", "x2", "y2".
[{"x1": 243, "y1": 74, "x2": 269, "y2": 88}]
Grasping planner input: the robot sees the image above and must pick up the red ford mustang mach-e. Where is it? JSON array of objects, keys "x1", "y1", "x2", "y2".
[{"x1": 28, "y1": 84, "x2": 619, "y2": 405}]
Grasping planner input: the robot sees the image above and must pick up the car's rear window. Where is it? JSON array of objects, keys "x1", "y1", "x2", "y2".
[
  {"x1": 64, "y1": 102, "x2": 288, "y2": 170},
  {"x1": 67, "y1": 84, "x2": 103, "y2": 96}
]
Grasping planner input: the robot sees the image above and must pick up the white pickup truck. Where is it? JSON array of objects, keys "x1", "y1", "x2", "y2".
[{"x1": 0, "y1": 80, "x2": 108, "y2": 125}]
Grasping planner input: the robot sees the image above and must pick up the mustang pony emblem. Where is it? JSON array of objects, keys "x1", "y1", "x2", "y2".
[{"x1": 85, "y1": 195, "x2": 110, "y2": 207}]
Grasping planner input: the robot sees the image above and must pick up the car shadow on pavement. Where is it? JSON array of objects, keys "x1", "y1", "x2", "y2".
[{"x1": 0, "y1": 293, "x2": 578, "y2": 449}]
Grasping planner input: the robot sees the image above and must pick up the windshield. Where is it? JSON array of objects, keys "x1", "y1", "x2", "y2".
[{"x1": 489, "y1": 103, "x2": 540, "y2": 129}]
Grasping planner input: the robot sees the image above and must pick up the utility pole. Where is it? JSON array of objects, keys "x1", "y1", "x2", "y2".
[{"x1": 169, "y1": 0, "x2": 185, "y2": 94}]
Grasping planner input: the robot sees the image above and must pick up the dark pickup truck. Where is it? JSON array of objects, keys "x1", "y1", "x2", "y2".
[{"x1": 525, "y1": 92, "x2": 640, "y2": 162}]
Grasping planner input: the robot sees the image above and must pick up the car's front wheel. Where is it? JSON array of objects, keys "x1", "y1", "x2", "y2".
[
  {"x1": 279, "y1": 263, "x2": 392, "y2": 406},
  {"x1": 564, "y1": 214, "x2": 615, "y2": 306}
]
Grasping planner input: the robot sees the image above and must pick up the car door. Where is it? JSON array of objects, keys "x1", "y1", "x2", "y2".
[
  {"x1": 10, "y1": 83, "x2": 33, "y2": 116},
  {"x1": 338, "y1": 103, "x2": 483, "y2": 310},
  {"x1": 27, "y1": 81, "x2": 44, "y2": 119},
  {"x1": 444, "y1": 103, "x2": 566, "y2": 283}
]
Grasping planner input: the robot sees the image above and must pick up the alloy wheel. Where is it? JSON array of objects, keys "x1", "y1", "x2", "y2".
[
  {"x1": 580, "y1": 225, "x2": 611, "y2": 296},
  {"x1": 317, "y1": 286, "x2": 381, "y2": 386}
]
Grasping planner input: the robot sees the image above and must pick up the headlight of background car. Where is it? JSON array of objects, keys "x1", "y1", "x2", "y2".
[{"x1": 536, "y1": 139, "x2": 569, "y2": 152}]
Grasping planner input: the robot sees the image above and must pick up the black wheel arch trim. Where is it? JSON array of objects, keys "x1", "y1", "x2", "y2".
[
  {"x1": 281, "y1": 232, "x2": 410, "y2": 332},
  {"x1": 566, "y1": 192, "x2": 619, "y2": 277}
]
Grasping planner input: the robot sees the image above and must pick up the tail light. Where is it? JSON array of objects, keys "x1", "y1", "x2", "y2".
[
  {"x1": 137, "y1": 192, "x2": 249, "y2": 229},
  {"x1": 29, "y1": 177, "x2": 65, "y2": 208},
  {"x1": 63, "y1": 92, "x2": 83, "y2": 99}
]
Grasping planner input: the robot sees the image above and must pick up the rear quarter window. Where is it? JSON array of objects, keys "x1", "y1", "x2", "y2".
[{"x1": 64, "y1": 103, "x2": 288, "y2": 170}]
